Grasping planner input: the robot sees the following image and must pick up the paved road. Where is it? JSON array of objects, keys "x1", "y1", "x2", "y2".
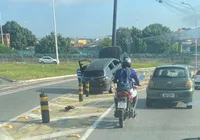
[
  {"x1": 0, "y1": 77, "x2": 78, "y2": 123},
  {"x1": 86, "y1": 90, "x2": 200, "y2": 140}
]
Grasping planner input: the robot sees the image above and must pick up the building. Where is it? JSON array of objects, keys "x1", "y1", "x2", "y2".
[{"x1": 0, "y1": 33, "x2": 10, "y2": 47}]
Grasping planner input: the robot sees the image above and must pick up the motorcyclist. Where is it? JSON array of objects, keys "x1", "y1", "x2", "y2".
[{"x1": 113, "y1": 56, "x2": 140, "y2": 118}]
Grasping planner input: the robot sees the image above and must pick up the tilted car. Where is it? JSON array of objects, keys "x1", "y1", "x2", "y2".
[
  {"x1": 82, "y1": 58, "x2": 121, "y2": 93},
  {"x1": 146, "y1": 65, "x2": 194, "y2": 109}
]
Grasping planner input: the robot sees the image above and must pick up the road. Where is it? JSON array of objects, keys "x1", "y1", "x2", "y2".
[
  {"x1": 0, "y1": 77, "x2": 78, "y2": 123},
  {"x1": 84, "y1": 90, "x2": 200, "y2": 140}
]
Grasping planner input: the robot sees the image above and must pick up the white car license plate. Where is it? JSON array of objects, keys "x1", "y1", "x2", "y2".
[
  {"x1": 162, "y1": 93, "x2": 175, "y2": 98},
  {"x1": 118, "y1": 101, "x2": 127, "y2": 109}
]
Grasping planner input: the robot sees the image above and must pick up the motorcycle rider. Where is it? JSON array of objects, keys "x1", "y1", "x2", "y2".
[{"x1": 113, "y1": 56, "x2": 140, "y2": 118}]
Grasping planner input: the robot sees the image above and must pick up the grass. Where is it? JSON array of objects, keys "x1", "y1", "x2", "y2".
[{"x1": 0, "y1": 62, "x2": 168, "y2": 81}]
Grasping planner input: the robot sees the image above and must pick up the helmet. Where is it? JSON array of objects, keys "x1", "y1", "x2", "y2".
[{"x1": 122, "y1": 57, "x2": 131, "y2": 68}]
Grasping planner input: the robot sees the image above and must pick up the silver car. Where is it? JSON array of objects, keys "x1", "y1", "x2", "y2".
[
  {"x1": 39, "y1": 56, "x2": 58, "y2": 64},
  {"x1": 193, "y1": 70, "x2": 200, "y2": 89}
]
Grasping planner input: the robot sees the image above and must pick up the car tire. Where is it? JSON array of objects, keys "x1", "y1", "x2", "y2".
[
  {"x1": 41, "y1": 61, "x2": 45, "y2": 64},
  {"x1": 146, "y1": 98, "x2": 153, "y2": 108},
  {"x1": 186, "y1": 105, "x2": 192, "y2": 109},
  {"x1": 109, "y1": 82, "x2": 115, "y2": 93},
  {"x1": 53, "y1": 61, "x2": 57, "y2": 64}
]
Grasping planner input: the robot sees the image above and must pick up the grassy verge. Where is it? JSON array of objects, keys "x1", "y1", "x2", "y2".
[{"x1": 0, "y1": 62, "x2": 168, "y2": 80}]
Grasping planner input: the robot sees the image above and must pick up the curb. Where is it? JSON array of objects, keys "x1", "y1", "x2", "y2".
[
  {"x1": 0, "y1": 76, "x2": 16, "y2": 82},
  {"x1": 1, "y1": 67, "x2": 155, "y2": 84},
  {"x1": 18, "y1": 74, "x2": 77, "y2": 83},
  {"x1": 18, "y1": 67, "x2": 155, "y2": 83}
]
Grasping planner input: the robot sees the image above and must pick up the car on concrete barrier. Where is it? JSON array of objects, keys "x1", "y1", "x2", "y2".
[
  {"x1": 193, "y1": 70, "x2": 200, "y2": 89},
  {"x1": 82, "y1": 58, "x2": 121, "y2": 93},
  {"x1": 82, "y1": 47, "x2": 122, "y2": 94},
  {"x1": 146, "y1": 65, "x2": 194, "y2": 109},
  {"x1": 39, "y1": 56, "x2": 58, "y2": 64}
]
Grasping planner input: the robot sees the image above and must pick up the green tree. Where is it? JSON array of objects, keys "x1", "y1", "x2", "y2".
[
  {"x1": 142, "y1": 23, "x2": 172, "y2": 53},
  {"x1": 131, "y1": 27, "x2": 147, "y2": 53},
  {"x1": 35, "y1": 32, "x2": 72, "y2": 54},
  {"x1": 116, "y1": 27, "x2": 132, "y2": 52},
  {"x1": 2, "y1": 21, "x2": 37, "y2": 50},
  {"x1": 100, "y1": 37, "x2": 112, "y2": 47},
  {"x1": 0, "y1": 44, "x2": 15, "y2": 53}
]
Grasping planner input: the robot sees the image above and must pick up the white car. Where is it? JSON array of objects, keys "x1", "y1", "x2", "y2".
[
  {"x1": 39, "y1": 56, "x2": 58, "y2": 64},
  {"x1": 193, "y1": 70, "x2": 200, "y2": 89}
]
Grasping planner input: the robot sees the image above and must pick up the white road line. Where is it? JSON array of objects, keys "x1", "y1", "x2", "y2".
[
  {"x1": 19, "y1": 128, "x2": 83, "y2": 140},
  {"x1": 79, "y1": 88, "x2": 146, "y2": 140},
  {"x1": 80, "y1": 104, "x2": 115, "y2": 140},
  {"x1": 0, "y1": 78, "x2": 77, "y2": 97},
  {"x1": 51, "y1": 113, "x2": 103, "y2": 122},
  {"x1": 0, "y1": 78, "x2": 77, "y2": 128}
]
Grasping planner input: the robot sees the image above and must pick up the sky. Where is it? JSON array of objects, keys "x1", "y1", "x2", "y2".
[{"x1": 0, "y1": 0, "x2": 200, "y2": 38}]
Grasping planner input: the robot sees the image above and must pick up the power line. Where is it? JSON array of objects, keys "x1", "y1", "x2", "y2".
[{"x1": 161, "y1": 3, "x2": 182, "y2": 16}]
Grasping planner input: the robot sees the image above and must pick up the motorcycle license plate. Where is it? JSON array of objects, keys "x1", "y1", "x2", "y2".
[{"x1": 118, "y1": 101, "x2": 126, "y2": 109}]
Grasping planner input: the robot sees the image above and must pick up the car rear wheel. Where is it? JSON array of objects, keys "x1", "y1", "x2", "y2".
[
  {"x1": 186, "y1": 105, "x2": 192, "y2": 109},
  {"x1": 41, "y1": 61, "x2": 45, "y2": 64},
  {"x1": 53, "y1": 61, "x2": 57, "y2": 64},
  {"x1": 146, "y1": 98, "x2": 153, "y2": 108}
]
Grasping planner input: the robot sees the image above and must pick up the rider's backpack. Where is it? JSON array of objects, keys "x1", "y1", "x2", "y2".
[{"x1": 117, "y1": 68, "x2": 131, "y2": 92}]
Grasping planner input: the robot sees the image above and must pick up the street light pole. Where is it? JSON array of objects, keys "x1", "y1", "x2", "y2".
[
  {"x1": 181, "y1": 2, "x2": 198, "y2": 70},
  {"x1": 0, "y1": 12, "x2": 4, "y2": 44},
  {"x1": 52, "y1": 0, "x2": 59, "y2": 64},
  {"x1": 112, "y1": 0, "x2": 118, "y2": 47}
]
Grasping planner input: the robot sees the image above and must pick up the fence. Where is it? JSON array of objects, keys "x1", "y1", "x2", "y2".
[{"x1": 0, "y1": 52, "x2": 197, "y2": 64}]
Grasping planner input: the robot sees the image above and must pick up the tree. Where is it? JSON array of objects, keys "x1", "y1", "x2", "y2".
[
  {"x1": 142, "y1": 23, "x2": 172, "y2": 53},
  {"x1": 116, "y1": 27, "x2": 132, "y2": 52},
  {"x1": 100, "y1": 37, "x2": 112, "y2": 47},
  {"x1": 131, "y1": 27, "x2": 147, "y2": 53},
  {"x1": 35, "y1": 32, "x2": 72, "y2": 54},
  {"x1": 2, "y1": 21, "x2": 37, "y2": 50},
  {"x1": 0, "y1": 44, "x2": 15, "y2": 53}
]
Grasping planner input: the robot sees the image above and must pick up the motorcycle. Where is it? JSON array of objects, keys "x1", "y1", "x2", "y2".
[{"x1": 114, "y1": 85, "x2": 138, "y2": 128}]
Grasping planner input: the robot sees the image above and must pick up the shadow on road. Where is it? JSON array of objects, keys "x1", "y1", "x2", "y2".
[
  {"x1": 182, "y1": 138, "x2": 200, "y2": 140},
  {"x1": 136, "y1": 98, "x2": 187, "y2": 110},
  {"x1": 36, "y1": 88, "x2": 76, "y2": 94}
]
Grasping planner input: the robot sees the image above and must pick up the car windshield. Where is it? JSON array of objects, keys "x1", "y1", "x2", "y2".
[{"x1": 153, "y1": 67, "x2": 187, "y2": 78}]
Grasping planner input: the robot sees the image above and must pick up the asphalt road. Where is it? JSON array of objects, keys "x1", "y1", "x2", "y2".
[
  {"x1": 0, "y1": 77, "x2": 78, "y2": 123},
  {"x1": 86, "y1": 90, "x2": 200, "y2": 140}
]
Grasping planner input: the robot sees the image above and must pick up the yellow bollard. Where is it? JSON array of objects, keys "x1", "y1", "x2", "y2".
[
  {"x1": 85, "y1": 82, "x2": 90, "y2": 97},
  {"x1": 79, "y1": 83, "x2": 83, "y2": 102},
  {"x1": 40, "y1": 90, "x2": 50, "y2": 123}
]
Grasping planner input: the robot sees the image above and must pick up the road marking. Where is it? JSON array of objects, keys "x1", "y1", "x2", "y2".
[
  {"x1": 80, "y1": 104, "x2": 115, "y2": 140},
  {"x1": 80, "y1": 88, "x2": 146, "y2": 140},
  {"x1": 19, "y1": 128, "x2": 83, "y2": 140},
  {"x1": 0, "y1": 78, "x2": 77, "y2": 97}
]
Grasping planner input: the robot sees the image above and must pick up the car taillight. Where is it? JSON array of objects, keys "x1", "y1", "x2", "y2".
[
  {"x1": 148, "y1": 80, "x2": 154, "y2": 89},
  {"x1": 185, "y1": 80, "x2": 193, "y2": 89}
]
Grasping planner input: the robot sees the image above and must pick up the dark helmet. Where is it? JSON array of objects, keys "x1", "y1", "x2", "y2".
[{"x1": 122, "y1": 56, "x2": 131, "y2": 68}]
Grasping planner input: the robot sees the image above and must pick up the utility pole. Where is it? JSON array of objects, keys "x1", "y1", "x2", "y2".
[
  {"x1": 0, "y1": 12, "x2": 4, "y2": 44},
  {"x1": 112, "y1": 0, "x2": 118, "y2": 47}
]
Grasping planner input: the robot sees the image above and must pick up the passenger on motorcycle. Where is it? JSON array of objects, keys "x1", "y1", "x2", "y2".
[{"x1": 113, "y1": 57, "x2": 140, "y2": 118}]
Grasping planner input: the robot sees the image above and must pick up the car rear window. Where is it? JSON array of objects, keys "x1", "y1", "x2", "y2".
[
  {"x1": 196, "y1": 70, "x2": 200, "y2": 75},
  {"x1": 84, "y1": 70, "x2": 104, "y2": 77},
  {"x1": 153, "y1": 67, "x2": 187, "y2": 78}
]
